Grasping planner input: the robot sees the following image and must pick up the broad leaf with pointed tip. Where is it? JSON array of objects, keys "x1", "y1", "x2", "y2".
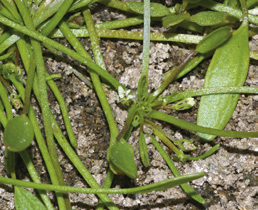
[
  {"x1": 14, "y1": 187, "x2": 47, "y2": 210},
  {"x1": 107, "y1": 139, "x2": 137, "y2": 179}
]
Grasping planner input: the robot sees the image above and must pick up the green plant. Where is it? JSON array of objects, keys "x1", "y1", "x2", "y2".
[{"x1": 0, "y1": 0, "x2": 257, "y2": 209}]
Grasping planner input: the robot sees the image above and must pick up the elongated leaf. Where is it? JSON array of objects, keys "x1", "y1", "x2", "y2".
[
  {"x1": 14, "y1": 187, "x2": 47, "y2": 210},
  {"x1": 197, "y1": 19, "x2": 249, "y2": 141},
  {"x1": 139, "y1": 132, "x2": 149, "y2": 167},
  {"x1": 195, "y1": 26, "x2": 232, "y2": 54},
  {"x1": 127, "y1": 2, "x2": 170, "y2": 17}
]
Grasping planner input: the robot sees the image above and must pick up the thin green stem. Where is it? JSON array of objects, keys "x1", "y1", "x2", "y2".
[
  {"x1": 14, "y1": 19, "x2": 117, "y2": 208},
  {"x1": 40, "y1": 0, "x2": 74, "y2": 36},
  {"x1": 0, "y1": 74, "x2": 13, "y2": 94},
  {"x1": 0, "y1": 52, "x2": 13, "y2": 60},
  {"x1": 148, "y1": 51, "x2": 195, "y2": 103},
  {"x1": 83, "y1": 9, "x2": 118, "y2": 145},
  {"x1": 20, "y1": 55, "x2": 35, "y2": 115},
  {"x1": 141, "y1": 0, "x2": 150, "y2": 80},
  {"x1": 69, "y1": 0, "x2": 93, "y2": 12},
  {"x1": 0, "y1": 34, "x2": 20, "y2": 55},
  {"x1": 0, "y1": 102, "x2": 8, "y2": 126},
  {"x1": 14, "y1": 0, "x2": 68, "y2": 209},
  {"x1": 51, "y1": 28, "x2": 203, "y2": 44},
  {"x1": 69, "y1": 67, "x2": 92, "y2": 88},
  {"x1": 10, "y1": 75, "x2": 67, "y2": 210},
  {"x1": 163, "y1": 52, "x2": 212, "y2": 82},
  {"x1": 33, "y1": 0, "x2": 64, "y2": 27},
  {"x1": 116, "y1": 103, "x2": 138, "y2": 141},
  {"x1": 0, "y1": 83, "x2": 16, "y2": 179},
  {"x1": 150, "y1": 136, "x2": 206, "y2": 204},
  {"x1": 51, "y1": 122, "x2": 119, "y2": 210},
  {"x1": 0, "y1": 82, "x2": 13, "y2": 120},
  {"x1": 162, "y1": 86, "x2": 258, "y2": 104},
  {"x1": 239, "y1": 0, "x2": 248, "y2": 21},
  {"x1": 83, "y1": 10, "x2": 121, "y2": 209},
  {"x1": 0, "y1": 172, "x2": 206, "y2": 194},
  {"x1": 0, "y1": 15, "x2": 121, "y2": 89},
  {"x1": 95, "y1": 16, "x2": 144, "y2": 30},
  {"x1": 19, "y1": 150, "x2": 55, "y2": 210},
  {"x1": 0, "y1": 3, "x2": 18, "y2": 22},
  {"x1": 1, "y1": 0, "x2": 22, "y2": 23},
  {"x1": 145, "y1": 119, "x2": 186, "y2": 161},
  {"x1": 149, "y1": 110, "x2": 258, "y2": 138},
  {"x1": 96, "y1": 170, "x2": 114, "y2": 210},
  {"x1": 47, "y1": 78, "x2": 78, "y2": 148},
  {"x1": 13, "y1": 42, "x2": 117, "y2": 210},
  {"x1": 0, "y1": 31, "x2": 11, "y2": 44},
  {"x1": 187, "y1": 144, "x2": 220, "y2": 161},
  {"x1": 19, "y1": 6, "x2": 78, "y2": 148}
]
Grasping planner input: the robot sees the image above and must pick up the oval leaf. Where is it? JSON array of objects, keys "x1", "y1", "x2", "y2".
[
  {"x1": 195, "y1": 26, "x2": 232, "y2": 54},
  {"x1": 127, "y1": 2, "x2": 170, "y2": 17},
  {"x1": 15, "y1": 187, "x2": 47, "y2": 210},
  {"x1": 190, "y1": 11, "x2": 228, "y2": 26},
  {"x1": 107, "y1": 139, "x2": 137, "y2": 179},
  {"x1": 4, "y1": 115, "x2": 34, "y2": 152},
  {"x1": 162, "y1": 13, "x2": 190, "y2": 28}
]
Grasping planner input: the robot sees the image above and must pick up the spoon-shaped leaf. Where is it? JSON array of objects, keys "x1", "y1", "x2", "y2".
[
  {"x1": 4, "y1": 115, "x2": 34, "y2": 152},
  {"x1": 197, "y1": 18, "x2": 249, "y2": 141},
  {"x1": 14, "y1": 187, "x2": 47, "y2": 210},
  {"x1": 107, "y1": 139, "x2": 137, "y2": 179}
]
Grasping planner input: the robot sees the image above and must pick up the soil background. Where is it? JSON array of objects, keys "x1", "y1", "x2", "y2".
[{"x1": 0, "y1": 2, "x2": 257, "y2": 210}]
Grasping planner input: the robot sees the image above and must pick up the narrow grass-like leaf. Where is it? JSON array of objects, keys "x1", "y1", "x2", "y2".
[
  {"x1": 151, "y1": 136, "x2": 206, "y2": 204},
  {"x1": 149, "y1": 111, "x2": 258, "y2": 138},
  {"x1": 0, "y1": 172, "x2": 206, "y2": 194}
]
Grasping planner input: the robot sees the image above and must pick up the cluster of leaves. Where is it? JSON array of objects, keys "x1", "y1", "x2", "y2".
[{"x1": 0, "y1": 0, "x2": 257, "y2": 209}]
